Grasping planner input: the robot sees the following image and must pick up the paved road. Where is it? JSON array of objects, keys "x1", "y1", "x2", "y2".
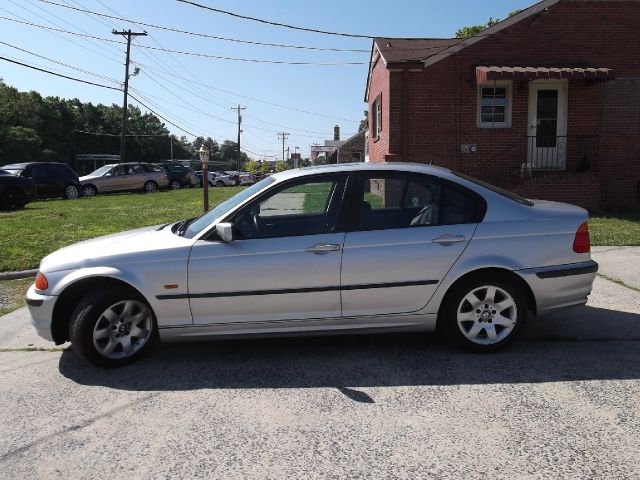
[{"x1": 0, "y1": 275, "x2": 639, "y2": 479}]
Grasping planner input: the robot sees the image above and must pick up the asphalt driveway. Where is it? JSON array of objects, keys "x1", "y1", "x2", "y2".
[{"x1": 0, "y1": 259, "x2": 639, "y2": 478}]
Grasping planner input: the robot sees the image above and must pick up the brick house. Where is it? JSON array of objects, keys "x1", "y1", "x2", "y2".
[
  {"x1": 365, "y1": 0, "x2": 640, "y2": 210},
  {"x1": 337, "y1": 131, "x2": 366, "y2": 163}
]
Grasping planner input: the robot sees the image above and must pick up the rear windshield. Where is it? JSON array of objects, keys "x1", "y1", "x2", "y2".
[{"x1": 453, "y1": 172, "x2": 534, "y2": 206}]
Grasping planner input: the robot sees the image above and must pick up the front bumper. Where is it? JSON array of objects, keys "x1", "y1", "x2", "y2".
[
  {"x1": 516, "y1": 260, "x2": 598, "y2": 315},
  {"x1": 25, "y1": 284, "x2": 57, "y2": 342}
]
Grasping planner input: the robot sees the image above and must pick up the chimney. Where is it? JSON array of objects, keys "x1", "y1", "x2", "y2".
[{"x1": 334, "y1": 125, "x2": 340, "y2": 141}]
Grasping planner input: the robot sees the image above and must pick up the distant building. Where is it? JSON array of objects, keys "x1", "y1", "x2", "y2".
[{"x1": 337, "y1": 131, "x2": 366, "y2": 163}]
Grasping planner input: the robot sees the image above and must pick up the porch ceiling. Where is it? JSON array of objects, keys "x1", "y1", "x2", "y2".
[{"x1": 476, "y1": 65, "x2": 616, "y2": 84}]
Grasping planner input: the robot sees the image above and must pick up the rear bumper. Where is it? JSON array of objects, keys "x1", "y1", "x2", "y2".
[{"x1": 516, "y1": 260, "x2": 598, "y2": 315}]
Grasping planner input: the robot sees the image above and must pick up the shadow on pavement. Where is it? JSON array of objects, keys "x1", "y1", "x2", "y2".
[{"x1": 59, "y1": 306, "x2": 640, "y2": 392}]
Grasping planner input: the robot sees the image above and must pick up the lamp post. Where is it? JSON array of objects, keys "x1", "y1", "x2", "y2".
[{"x1": 198, "y1": 145, "x2": 210, "y2": 212}]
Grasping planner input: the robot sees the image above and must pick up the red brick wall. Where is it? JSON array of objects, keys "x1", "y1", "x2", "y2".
[{"x1": 366, "y1": 0, "x2": 640, "y2": 210}]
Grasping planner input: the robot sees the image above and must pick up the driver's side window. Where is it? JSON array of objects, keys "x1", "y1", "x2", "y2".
[{"x1": 232, "y1": 176, "x2": 347, "y2": 239}]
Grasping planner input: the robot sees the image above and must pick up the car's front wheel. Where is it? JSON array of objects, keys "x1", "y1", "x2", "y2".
[
  {"x1": 143, "y1": 181, "x2": 158, "y2": 193},
  {"x1": 0, "y1": 188, "x2": 26, "y2": 211},
  {"x1": 215, "y1": 180, "x2": 225, "y2": 187},
  {"x1": 442, "y1": 276, "x2": 526, "y2": 352},
  {"x1": 82, "y1": 185, "x2": 97, "y2": 197},
  {"x1": 70, "y1": 287, "x2": 157, "y2": 367}
]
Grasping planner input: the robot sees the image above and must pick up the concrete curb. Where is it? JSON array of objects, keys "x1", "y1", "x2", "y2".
[{"x1": 0, "y1": 269, "x2": 38, "y2": 281}]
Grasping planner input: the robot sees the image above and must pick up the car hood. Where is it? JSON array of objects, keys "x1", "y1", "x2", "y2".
[
  {"x1": 39, "y1": 224, "x2": 192, "y2": 273},
  {"x1": 79, "y1": 174, "x2": 103, "y2": 183}
]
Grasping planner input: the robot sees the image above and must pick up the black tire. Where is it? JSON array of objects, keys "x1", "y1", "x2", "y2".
[
  {"x1": 64, "y1": 184, "x2": 79, "y2": 200},
  {"x1": 82, "y1": 185, "x2": 97, "y2": 197},
  {"x1": 215, "y1": 180, "x2": 224, "y2": 187},
  {"x1": 0, "y1": 188, "x2": 26, "y2": 211},
  {"x1": 69, "y1": 287, "x2": 158, "y2": 368},
  {"x1": 143, "y1": 181, "x2": 158, "y2": 193},
  {"x1": 441, "y1": 274, "x2": 527, "y2": 353},
  {"x1": 169, "y1": 180, "x2": 182, "y2": 190}
]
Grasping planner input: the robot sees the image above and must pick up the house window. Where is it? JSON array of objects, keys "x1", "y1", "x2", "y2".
[
  {"x1": 477, "y1": 81, "x2": 512, "y2": 128},
  {"x1": 371, "y1": 94, "x2": 382, "y2": 138}
]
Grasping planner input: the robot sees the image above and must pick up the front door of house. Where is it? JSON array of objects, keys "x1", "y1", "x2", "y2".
[{"x1": 528, "y1": 80, "x2": 568, "y2": 169}]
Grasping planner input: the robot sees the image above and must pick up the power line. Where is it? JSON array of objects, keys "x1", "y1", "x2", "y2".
[
  {"x1": 0, "y1": 40, "x2": 121, "y2": 85},
  {"x1": 37, "y1": 0, "x2": 369, "y2": 52},
  {"x1": 0, "y1": 55, "x2": 121, "y2": 90},
  {"x1": 133, "y1": 61, "x2": 360, "y2": 123},
  {"x1": 0, "y1": 15, "x2": 125, "y2": 45},
  {"x1": 134, "y1": 44, "x2": 366, "y2": 66},
  {"x1": 176, "y1": 0, "x2": 374, "y2": 39},
  {"x1": 0, "y1": 14, "x2": 366, "y2": 66},
  {"x1": 127, "y1": 92, "x2": 199, "y2": 138}
]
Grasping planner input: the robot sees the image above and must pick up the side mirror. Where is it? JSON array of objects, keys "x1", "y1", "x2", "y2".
[{"x1": 216, "y1": 222, "x2": 235, "y2": 242}]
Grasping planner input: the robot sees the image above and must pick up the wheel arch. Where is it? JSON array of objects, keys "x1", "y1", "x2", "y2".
[
  {"x1": 435, "y1": 267, "x2": 537, "y2": 332},
  {"x1": 51, "y1": 276, "x2": 150, "y2": 344}
]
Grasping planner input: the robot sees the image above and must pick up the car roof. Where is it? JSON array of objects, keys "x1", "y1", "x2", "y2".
[
  {"x1": 2, "y1": 162, "x2": 67, "y2": 168},
  {"x1": 271, "y1": 162, "x2": 452, "y2": 182}
]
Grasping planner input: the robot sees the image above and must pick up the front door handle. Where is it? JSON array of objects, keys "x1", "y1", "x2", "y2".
[
  {"x1": 305, "y1": 243, "x2": 341, "y2": 253},
  {"x1": 432, "y1": 234, "x2": 466, "y2": 245}
]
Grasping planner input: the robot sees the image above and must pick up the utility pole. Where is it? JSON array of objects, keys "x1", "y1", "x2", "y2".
[
  {"x1": 113, "y1": 29, "x2": 147, "y2": 163},
  {"x1": 231, "y1": 105, "x2": 246, "y2": 171},
  {"x1": 278, "y1": 132, "x2": 289, "y2": 164}
]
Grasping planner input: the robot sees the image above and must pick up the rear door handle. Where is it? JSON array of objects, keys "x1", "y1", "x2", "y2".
[
  {"x1": 432, "y1": 234, "x2": 466, "y2": 245},
  {"x1": 305, "y1": 243, "x2": 341, "y2": 253}
]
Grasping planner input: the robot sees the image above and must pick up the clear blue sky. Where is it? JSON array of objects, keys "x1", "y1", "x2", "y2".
[{"x1": 0, "y1": 0, "x2": 534, "y2": 158}]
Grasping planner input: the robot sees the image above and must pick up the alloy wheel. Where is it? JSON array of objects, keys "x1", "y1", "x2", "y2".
[
  {"x1": 456, "y1": 285, "x2": 517, "y2": 345},
  {"x1": 65, "y1": 185, "x2": 79, "y2": 199},
  {"x1": 82, "y1": 185, "x2": 96, "y2": 197},
  {"x1": 92, "y1": 300, "x2": 153, "y2": 359}
]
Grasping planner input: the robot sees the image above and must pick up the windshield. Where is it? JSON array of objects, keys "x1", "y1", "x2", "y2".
[
  {"x1": 183, "y1": 176, "x2": 275, "y2": 238},
  {"x1": 88, "y1": 165, "x2": 113, "y2": 177},
  {"x1": 453, "y1": 171, "x2": 534, "y2": 207},
  {"x1": 3, "y1": 168, "x2": 21, "y2": 175}
]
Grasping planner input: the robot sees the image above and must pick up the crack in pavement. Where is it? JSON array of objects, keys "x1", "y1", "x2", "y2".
[{"x1": 0, "y1": 392, "x2": 161, "y2": 464}]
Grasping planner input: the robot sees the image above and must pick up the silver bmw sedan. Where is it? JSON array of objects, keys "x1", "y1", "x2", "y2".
[{"x1": 26, "y1": 163, "x2": 598, "y2": 367}]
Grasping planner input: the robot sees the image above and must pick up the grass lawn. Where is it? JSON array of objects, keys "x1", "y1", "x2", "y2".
[
  {"x1": 0, "y1": 186, "x2": 638, "y2": 272},
  {"x1": 589, "y1": 212, "x2": 640, "y2": 246},
  {"x1": 0, "y1": 278, "x2": 34, "y2": 316},
  {"x1": 0, "y1": 187, "x2": 242, "y2": 272}
]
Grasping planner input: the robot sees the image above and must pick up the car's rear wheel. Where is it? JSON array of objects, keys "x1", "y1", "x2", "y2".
[
  {"x1": 215, "y1": 180, "x2": 224, "y2": 187},
  {"x1": 64, "y1": 184, "x2": 79, "y2": 200},
  {"x1": 82, "y1": 185, "x2": 97, "y2": 197},
  {"x1": 69, "y1": 287, "x2": 157, "y2": 368},
  {"x1": 0, "y1": 188, "x2": 26, "y2": 211},
  {"x1": 169, "y1": 179, "x2": 181, "y2": 190},
  {"x1": 144, "y1": 181, "x2": 158, "y2": 193},
  {"x1": 443, "y1": 276, "x2": 526, "y2": 352}
]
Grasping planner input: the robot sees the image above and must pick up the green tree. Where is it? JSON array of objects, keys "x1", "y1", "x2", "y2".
[
  {"x1": 455, "y1": 10, "x2": 521, "y2": 38},
  {"x1": 245, "y1": 159, "x2": 260, "y2": 175},
  {"x1": 275, "y1": 161, "x2": 289, "y2": 172},
  {"x1": 260, "y1": 160, "x2": 269, "y2": 175}
]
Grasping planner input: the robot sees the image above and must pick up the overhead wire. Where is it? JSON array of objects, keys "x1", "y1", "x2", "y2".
[
  {"x1": 0, "y1": 55, "x2": 121, "y2": 90},
  {"x1": 37, "y1": 0, "x2": 370, "y2": 52},
  {"x1": 176, "y1": 0, "x2": 375, "y2": 39}
]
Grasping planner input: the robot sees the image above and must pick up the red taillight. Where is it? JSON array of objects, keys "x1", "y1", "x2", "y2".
[
  {"x1": 34, "y1": 272, "x2": 48, "y2": 291},
  {"x1": 573, "y1": 221, "x2": 591, "y2": 253}
]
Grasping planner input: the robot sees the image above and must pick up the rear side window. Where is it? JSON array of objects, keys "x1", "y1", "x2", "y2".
[
  {"x1": 132, "y1": 165, "x2": 146, "y2": 174},
  {"x1": 144, "y1": 164, "x2": 164, "y2": 172},
  {"x1": 441, "y1": 184, "x2": 480, "y2": 225},
  {"x1": 356, "y1": 173, "x2": 483, "y2": 231},
  {"x1": 453, "y1": 171, "x2": 533, "y2": 206}
]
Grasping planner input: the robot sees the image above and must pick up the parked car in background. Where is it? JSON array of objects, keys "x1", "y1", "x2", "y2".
[
  {"x1": 238, "y1": 172, "x2": 255, "y2": 185},
  {"x1": 79, "y1": 163, "x2": 169, "y2": 197},
  {"x1": 195, "y1": 171, "x2": 235, "y2": 187},
  {"x1": 0, "y1": 169, "x2": 37, "y2": 210},
  {"x1": 155, "y1": 164, "x2": 199, "y2": 189},
  {"x1": 2, "y1": 162, "x2": 80, "y2": 200},
  {"x1": 27, "y1": 162, "x2": 598, "y2": 367}
]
